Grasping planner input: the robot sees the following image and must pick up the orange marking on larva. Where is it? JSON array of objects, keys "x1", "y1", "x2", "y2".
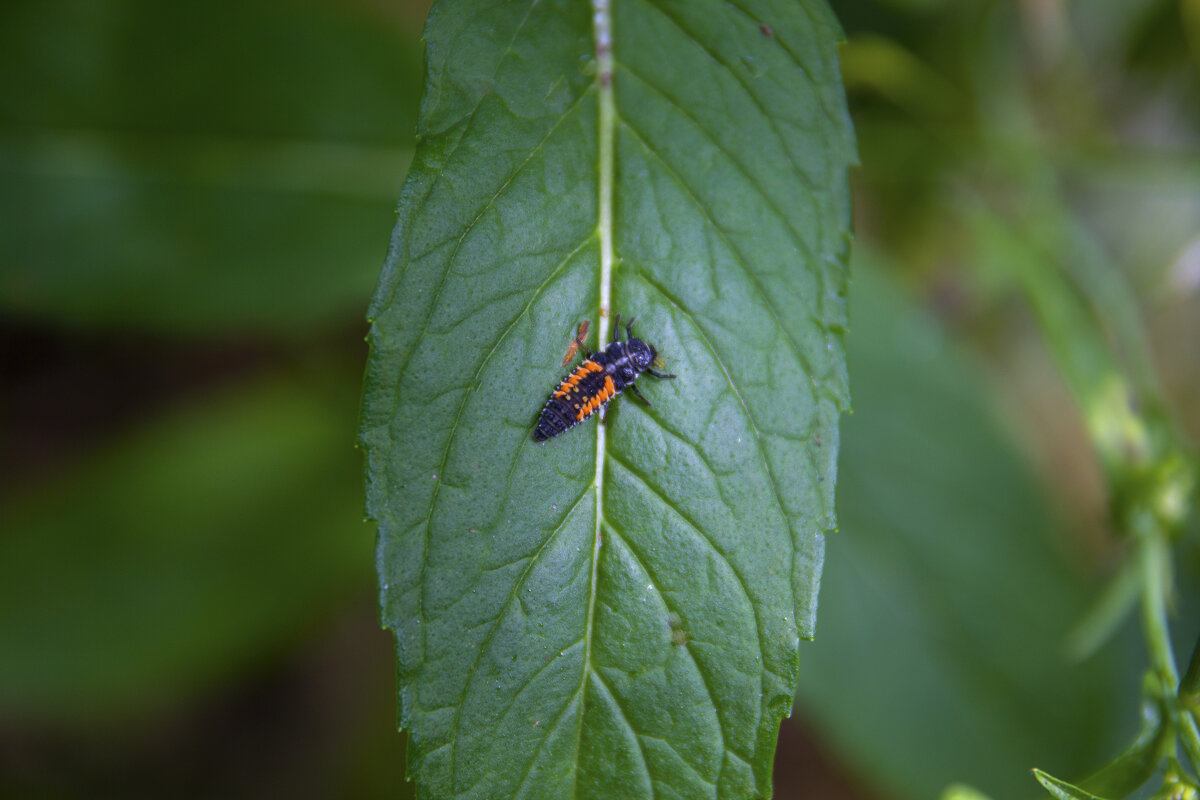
[
  {"x1": 603, "y1": 376, "x2": 615, "y2": 398},
  {"x1": 555, "y1": 373, "x2": 583, "y2": 397}
]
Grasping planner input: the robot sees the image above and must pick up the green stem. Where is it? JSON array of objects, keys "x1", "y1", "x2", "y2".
[
  {"x1": 1181, "y1": 712, "x2": 1200, "y2": 777},
  {"x1": 1184, "y1": 634, "x2": 1200, "y2": 771},
  {"x1": 1182, "y1": 633, "x2": 1200, "y2": 712},
  {"x1": 1135, "y1": 511, "x2": 1200, "y2": 774},
  {"x1": 1137, "y1": 520, "x2": 1178, "y2": 691}
]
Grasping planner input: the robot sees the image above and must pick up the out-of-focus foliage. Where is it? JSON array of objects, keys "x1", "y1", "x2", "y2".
[
  {"x1": 817, "y1": 0, "x2": 1199, "y2": 798},
  {"x1": 0, "y1": 368, "x2": 368, "y2": 722},
  {"x1": 0, "y1": 0, "x2": 427, "y2": 796},
  {"x1": 0, "y1": 0, "x2": 419, "y2": 335},
  {"x1": 794, "y1": 259, "x2": 1129, "y2": 800}
]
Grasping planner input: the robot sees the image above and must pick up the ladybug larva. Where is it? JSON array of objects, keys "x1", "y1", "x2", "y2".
[{"x1": 534, "y1": 314, "x2": 676, "y2": 442}]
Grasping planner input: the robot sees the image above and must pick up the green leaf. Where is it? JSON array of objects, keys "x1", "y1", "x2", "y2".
[
  {"x1": 1076, "y1": 681, "x2": 1172, "y2": 800},
  {"x1": 1033, "y1": 769, "x2": 1110, "y2": 800},
  {"x1": 0, "y1": 369, "x2": 370, "y2": 723},
  {"x1": 940, "y1": 785, "x2": 995, "y2": 800},
  {"x1": 361, "y1": 1, "x2": 854, "y2": 798},
  {"x1": 1064, "y1": 555, "x2": 1142, "y2": 662},
  {"x1": 793, "y1": 258, "x2": 1131, "y2": 800},
  {"x1": 0, "y1": 0, "x2": 421, "y2": 335}
]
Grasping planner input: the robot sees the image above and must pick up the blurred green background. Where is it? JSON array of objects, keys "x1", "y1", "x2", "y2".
[{"x1": 1, "y1": 1, "x2": 1197, "y2": 798}]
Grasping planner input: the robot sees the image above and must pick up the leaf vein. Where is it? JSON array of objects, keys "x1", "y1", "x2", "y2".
[
  {"x1": 721, "y1": 0, "x2": 825, "y2": 86},
  {"x1": 615, "y1": 116, "x2": 821, "y2": 385},
  {"x1": 408, "y1": 232, "x2": 592, "y2": 725},
  {"x1": 512, "y1": 691, "x2": 584, "y2": 800},
  {"x1": 602, "y1": 524, "x2": 726, "y2": 795},
  {"x1": 379, "y1": 0, "x2": 543, "y2": 316},
  {"x1": 633, "y1": 0, "x2": 819, "y2": 191},
  {"x1": 383, "y1": 84, "x2": 594, "y2": 397},
  {"x1": 606, "y1": 454, "x2": 778, "y2": 689},
  {"x1": 628, "y1": 265, "x2": 802, "y2": 656},
  {"x1": 588, "y1": 668, "x2": 656, "y2": 798},
  {"x1": 457, "y1": 640, "x2": 588, "y2": 798},
  {"x1": 615, "y1": 59, "x2": 817, "y2": 265},
  {"x1": 447, "y1": 489, "x2": 591, "y2": 788}
]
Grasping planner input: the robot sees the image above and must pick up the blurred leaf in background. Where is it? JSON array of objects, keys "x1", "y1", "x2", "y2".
[
  {"x1": 0, "y1": 0, "x2": 428, "y2": 796},
  {"x1": 786, "y1": 257, "x2": 1134, "y2": 800},
  {"x1": 0, "y1": 0, "x2": 420, "y2": 335},
  {"x1": 0, "y1": 368, "x2": 367, "y2": 723},
  {"x1": 808, "y1": 0, "x2": 1199, "y2": 798}
]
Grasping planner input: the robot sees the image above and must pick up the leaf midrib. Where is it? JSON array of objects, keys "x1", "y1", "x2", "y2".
[{"x1": 574, "y1": 0, "x2": 616, "y2": 794}]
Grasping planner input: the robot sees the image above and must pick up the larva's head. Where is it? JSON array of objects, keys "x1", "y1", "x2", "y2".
[{"x1": 627, "y1": 338, "x2": 655, "y2": 372}]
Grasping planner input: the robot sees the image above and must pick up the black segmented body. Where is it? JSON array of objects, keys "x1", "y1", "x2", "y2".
[{"x1": 534, "y1": 315, "x2": 675, "y2": 442}]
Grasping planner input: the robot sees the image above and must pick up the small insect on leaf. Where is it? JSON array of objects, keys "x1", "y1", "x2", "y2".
[
  {"x1": 560, "y1": 319, "x2": 591, "y2": 367},
  {"x1": 534, "y1": 314, "x2": 676, "y2": 442}
]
